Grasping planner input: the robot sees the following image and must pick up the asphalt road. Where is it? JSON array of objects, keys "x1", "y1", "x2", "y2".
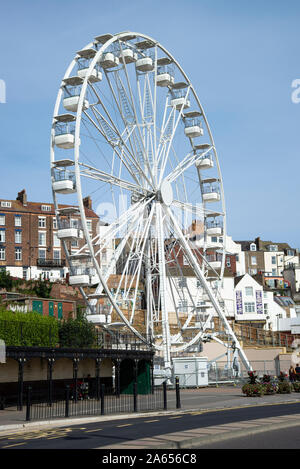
[
  {"x1": 1, "y1": 402, "x2": 300, "y2": 450},
  {"x1": 201, "y1": 424, "x2": 300, "y2": 449}
]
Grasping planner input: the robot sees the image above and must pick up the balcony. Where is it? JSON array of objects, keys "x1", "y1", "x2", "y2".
[{"x1": 37, "y1": 258, "x2": 66, "y2": 268}]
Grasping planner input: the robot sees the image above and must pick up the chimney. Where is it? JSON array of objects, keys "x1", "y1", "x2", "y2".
[
  {"x1": 16, "y1": 189, "x2": 27, "y2": 206},
  {"x1": 83, "y1": 196, "x2": 92, "y2": 210}
]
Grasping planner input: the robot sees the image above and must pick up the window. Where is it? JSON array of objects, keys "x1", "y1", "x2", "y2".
[
  {"x1": 287, "y1": 249, "x2": 294, "y2": 256},
  {"x1": 15, "y1": 215, "x2": 22, "y2": 226},
  {"x1": 249, "y1": 268, "x2": 257, "y2": 275},
  {"x1": 38, "y1": 249, "x2": 46, "y2": 260},
  {"x1": 272, "y1": 268, "x2": 277, "y2": 276},
  {"x1": 178, "y1": 277, "x2": 187, "y2": 288},
  {"x1": 15, "y1": 247, "x2": 22, "y2": 261},
  {"x1": 0, "y1": 229, "x2": 5, "y2": 243},
  {"x1": 211, "y1": 236, "x2": 218, "y2": 243},
  {"x1": 0, "y1": 214, "x2": 5, "y2": 226},
  {"x1": 1, "y1": 201, "x2": 11, "y2": 208},
  {"x1": 183, "y1": 255, "x2": 189, "y2": 266},
  {"x1": 15, "y1": 230, "x2": 22, "y2": 244},
  {"x1": 264, "y1": 303, "x2": 268, "y2": 314},
  {"x1": 250, "y1": 243, "x2": 256, "y2": 251},
  {"x1": 245, "y1": 286, "x2": 253, "y2": 296},
  {"x1": 41, "y1": 205, "x2": 51, "y2": 212},
  {"x1": 71, "y1": 218, "x2": 79, "y2": 228},
  {"x1": 268, "y1": 245, "x2": 278, "y2": 252},
  {"x1": 101, "y1": 250, "x2": 107, "y2": 262},
  {"x1": 0, "y1": 247, "x2": 5, "y2": 260},
  {"x1": 251, "y1": 256, "x2": 257, "y2": 265},
  {"x1": 53, "y1": 249, "x2": 60, "y2": 260},
  {"x1": 53, "y1": 232, "x2": 60, "y2": 247},
  {"x1": 86, "y1": 219, "x2": 92, "y2": 232},
  {"x1": 226, "y1": 258, "x2": 231, "y2": 267},
  {"x1": 244, "y1": 302, "x2": 255, "y2": 313},
  {"x1": 236, "y1": 254, "x2": 239, "y2": 262},
  {"x1": 53, "y1": 217, "x2": 57, "y2": 229},
  {"x1": 38, "y1": 217, "x2": 46, "y2": 228},
  {"x1": 38, "y1": 231, "x2": 46, "y2": 246},
  {"x1": 178, "y1": 299, "x2": 188, "y2": 313},
  {"x1": 71, "y1": 238, "x2": 78, "y2": 248},
  {"x1": 271, "y1": 256, "x2": 276, "y2": 265}
]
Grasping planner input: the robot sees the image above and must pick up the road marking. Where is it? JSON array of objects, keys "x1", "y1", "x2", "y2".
[
  {"x1": 85, "y1": 428, "x2": 103, "y2": 433},
  {"x1": 169, "y1": 416, "x2": 182, "y2": 419},
  {"x1": 144, "y1": 420, "x2": 159, "y2": 423},
  {"x1": 117, "y1": 424, "x2": 132, "y2": 427},
  {"x1": 2, "y1": 442, "x2": 26, "y2": 448}
]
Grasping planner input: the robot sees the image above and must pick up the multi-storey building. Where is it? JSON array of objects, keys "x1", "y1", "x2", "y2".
[
  {"x1": 235, "y1": 237, "x2": 299, "y2": 277},
  {"x1": 0, "y1": 189, "x2": 99, "y2": 281}
]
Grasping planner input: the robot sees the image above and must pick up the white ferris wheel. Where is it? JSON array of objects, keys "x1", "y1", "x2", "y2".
[{"x1": 50, "y1": 31, "x2": 251, "y2": 376}]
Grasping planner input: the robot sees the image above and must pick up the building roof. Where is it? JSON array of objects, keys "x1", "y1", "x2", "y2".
[
  {"x1": 0, "y1": 195, "x2": 99, "y2": 219},
  {"x1": 235, "y1": 237, "x2": 294, "y2": 252}
]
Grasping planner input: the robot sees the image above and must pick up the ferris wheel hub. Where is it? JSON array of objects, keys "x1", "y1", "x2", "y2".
[{"x1": 159, "y1": 180, "x2": 173, "y2": 206}]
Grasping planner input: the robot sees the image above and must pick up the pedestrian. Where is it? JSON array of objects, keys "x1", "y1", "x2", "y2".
[
  {"x1": 289, "y1": 365, "x2": 296, "y2": 382},
  {"x1": 295, "y1": 363, "x2": 300, "y2": 381}
]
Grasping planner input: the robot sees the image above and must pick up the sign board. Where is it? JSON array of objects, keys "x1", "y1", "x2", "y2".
[
  {"x1": 256, "y1": 290, "x2": 263, "y2": 314},
  {"x1": 236, "y1": 290, "x2": 243, "y2": 314}
]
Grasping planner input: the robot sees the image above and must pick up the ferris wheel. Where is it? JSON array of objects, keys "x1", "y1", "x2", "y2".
[{"x1": 50, "y1": 31, "x2": 252, "y2": 376}]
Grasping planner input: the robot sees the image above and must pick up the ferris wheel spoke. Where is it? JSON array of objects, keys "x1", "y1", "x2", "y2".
[
  {"x1": 166, "y1": 145, "x2": 213, "y2": 184},
  {"x1": 104, "y1": 66, "x2": 156, "y2": 188},
  {"x1": 85, "y1": 82, "x2": 155, "y2": 189},
  {"x1": 78, "y1": 162, "x2": 149, "y2": 195}
]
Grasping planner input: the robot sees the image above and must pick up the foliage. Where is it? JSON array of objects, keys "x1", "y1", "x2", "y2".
[
  {"x1": 247, "y1": 371, "x2": 259, "y2": 384},
  {"x1": 32, "y1": 277, "x2": 52, "y2": 298},
  {"x1": 262, "y1": 382, "x2": 278, "y2": 395},
  {"x1": 0, "y1": 308, "x2": 59, "y2": 347},
  {"x1": 58, "y1": 312, "x2": 96, "y2": 348},
  {"x1": 277, "y1": 381, "x2": 292, "y2": 394},
  {"x1": 278, "y1": 372, "x2": 288, "y2": 382},
  {"x1": 0, "y1": 270, "x2": 13, "y2": 290},
  {"x1": 292, "y1": 382, "x2": 300, "y2": 392},
  {"x1": 242, "y1": 383, "x2": 264, "y2": 397}
]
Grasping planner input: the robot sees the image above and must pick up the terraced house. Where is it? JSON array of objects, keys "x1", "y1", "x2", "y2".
[{"x1": 0, "y1": 189, "x2": 99, "y2": 281}]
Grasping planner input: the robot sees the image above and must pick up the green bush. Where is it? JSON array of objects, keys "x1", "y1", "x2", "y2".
[
  {"x1": 277, "y1": 381, "x2": 292, "y2": 394},
  {"x1": 58, "y1": 313, "x2": 96, "y2": 348},
  {"x1": 0, "y1": 309, "x2": 59, "y2": 347},
  {"x1": 242, "y1": 383, "x2": 265, "y2": 397},
  {"x1": 292, "y1": 382, "x2": 300, "y2": 392}
]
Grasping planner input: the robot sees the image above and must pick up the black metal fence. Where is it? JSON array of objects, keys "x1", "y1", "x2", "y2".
[{"x1": 25, "y1": 379, "x2": 180, "y2": 422}]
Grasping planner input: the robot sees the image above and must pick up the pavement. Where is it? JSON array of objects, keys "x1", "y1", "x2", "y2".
[{"x1": 1, "y1": 385, "x2": 300, "y2": 448}]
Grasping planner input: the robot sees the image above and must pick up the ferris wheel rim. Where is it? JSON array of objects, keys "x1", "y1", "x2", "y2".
[{"x1": 51, "y1": 31, "x2": 227, "y2": 354}]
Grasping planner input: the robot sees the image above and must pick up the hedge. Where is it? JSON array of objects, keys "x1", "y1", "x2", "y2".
[{"x1": 0, "y1": 309, "x2": 59, "y2": 347}]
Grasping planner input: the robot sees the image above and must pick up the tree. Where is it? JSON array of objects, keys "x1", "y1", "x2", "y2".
[
  {"x1": 33, "y1": 277, "x2": 52, "y2": 298},
  {"x1": 58, "y1": 313, "x2": 96, "y2": 348},
  {"x1": 0, "y1": 270, "x2": 13, "y2": 290}
]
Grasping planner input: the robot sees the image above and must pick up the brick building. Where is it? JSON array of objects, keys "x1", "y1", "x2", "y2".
[{"x1": 0, "y1": 189, "x2": 99, "y2": 281}]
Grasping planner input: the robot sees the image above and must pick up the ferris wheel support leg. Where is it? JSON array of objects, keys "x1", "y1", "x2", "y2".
[
  {"x1": 165, "y1": 206, "x2": 252, "y2": 374},
  {"x1": 156, "y1": 203, "x2": 172, "y2": 379}
]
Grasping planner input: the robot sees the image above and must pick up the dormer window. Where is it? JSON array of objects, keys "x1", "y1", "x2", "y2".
[
  {"x1": 250, "y1": 243, "x2": 256, "y2": 251},
  {"x1": 268, "y1": 245, "x2": 278, "y2": 252}
]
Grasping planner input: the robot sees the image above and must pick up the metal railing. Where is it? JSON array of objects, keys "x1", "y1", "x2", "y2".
[{"x1": 25, "y1": 380, "x2": 180, "y2": 422}]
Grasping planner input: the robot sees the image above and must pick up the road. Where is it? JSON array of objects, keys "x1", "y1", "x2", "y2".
[{"x1": 1, "y1": 401, "x2": 300, "y2": 450}]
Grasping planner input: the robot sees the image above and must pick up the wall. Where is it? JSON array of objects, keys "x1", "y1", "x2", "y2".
[{"x1": 0, "y1": 357, "x2": 113, "y2": 383}]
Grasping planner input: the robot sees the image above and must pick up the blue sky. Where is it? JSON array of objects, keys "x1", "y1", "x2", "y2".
[{"x1": 0, "y1": 0, "x2": 299, "y2": 247}]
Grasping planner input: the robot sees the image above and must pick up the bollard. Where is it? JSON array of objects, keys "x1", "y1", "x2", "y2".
[
  {"x1": 133, "y1": 382, "x2": 138, "y2": 413},
  {"x1": 65, "y1": 385, "x2": 70, "y2": 418},
  {"x1": 26, "y1": 386, "x2": 32, "y2": 422},
  {"x1": 175, "y1": 376, "x2": 181, "y2": 409},
  {"x1": 100, "y1": 384, "x2": 105, "y2": 416},
  {"x1": 163, "y1": 380, "x2": 167, "y2": 410}
]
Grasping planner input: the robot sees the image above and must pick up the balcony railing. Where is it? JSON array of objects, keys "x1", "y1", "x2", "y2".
[{"x1": 37, "y1": 258, "x2": 66, "y2": 268}]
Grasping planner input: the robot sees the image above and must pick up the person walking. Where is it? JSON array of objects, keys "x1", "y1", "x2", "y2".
[
  {"x1": 295, "y1": 363, "x2": 300, "y2": 381},
  {"x1": 289, "y1": 365, "x2": 296, "y2": 382}
]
